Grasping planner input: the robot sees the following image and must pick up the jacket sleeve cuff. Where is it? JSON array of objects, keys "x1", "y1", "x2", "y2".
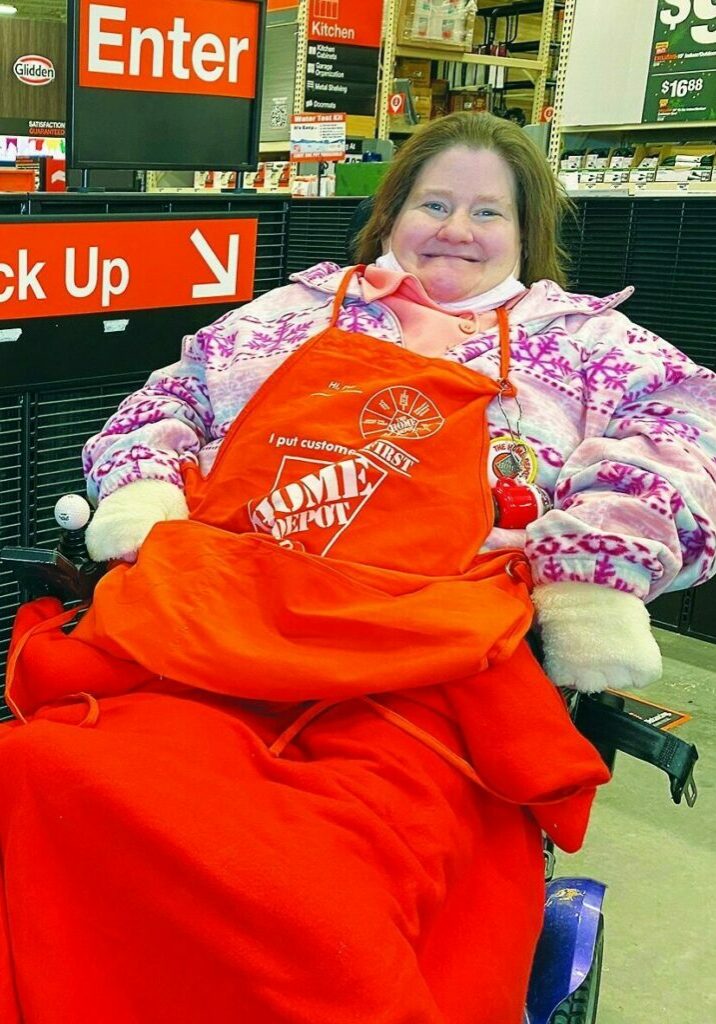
[
  {"x1": 86, "y1": 447, "x2": 187, "y2": 505},
  {"x1": 526, "y1": 552, "x2": 654, "y2": 602}
]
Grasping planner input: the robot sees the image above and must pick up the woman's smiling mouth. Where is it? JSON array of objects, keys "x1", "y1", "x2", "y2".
[{"x1": 424, "y1": 254, "x2": 480, "y2": 263}]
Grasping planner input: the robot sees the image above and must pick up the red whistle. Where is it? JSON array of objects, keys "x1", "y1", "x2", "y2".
[{"x1": 492, "y1": 477, "x2": 551, "y2": 529}]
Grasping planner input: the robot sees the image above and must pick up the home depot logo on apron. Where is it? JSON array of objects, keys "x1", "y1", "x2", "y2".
[
  {"x1": 183, "y1": 266, "x2": 518, "y2": 578},
  {"x1": 247, "y1": 384, "x2": 445, "y2": 554}
]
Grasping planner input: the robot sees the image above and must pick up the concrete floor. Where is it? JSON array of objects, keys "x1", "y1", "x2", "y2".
[{"x1": 555, "y1": 628, "x2": 715, "y2": 1023}]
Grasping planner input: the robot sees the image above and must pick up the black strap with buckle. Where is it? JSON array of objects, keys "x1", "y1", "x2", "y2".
[{"x1": 574, "y1": 692, "x2": 699, "y2": 806}]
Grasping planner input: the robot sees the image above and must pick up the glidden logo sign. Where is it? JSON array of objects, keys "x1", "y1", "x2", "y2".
[{"x1": 13, "y1": 55, "x2": 57, "y2": 86}]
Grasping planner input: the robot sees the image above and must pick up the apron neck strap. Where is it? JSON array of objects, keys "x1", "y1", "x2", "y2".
[
  {"x1": 496, "y1": 305, "x2": 514, "y2": 394},
  {"x1": 330, "y1": 268, "x2": 514, "y2": 394},
  {"x1": 330, "y1": 265, "x2": 364, "y2": 327}
]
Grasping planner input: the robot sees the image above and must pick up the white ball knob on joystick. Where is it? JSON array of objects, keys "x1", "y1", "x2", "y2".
[{"x1": 54, "y1": 494, "x2": 92, "y2": 531}]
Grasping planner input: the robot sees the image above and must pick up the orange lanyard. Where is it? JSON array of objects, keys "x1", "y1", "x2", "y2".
[{"x1": 495, "y1": 305, "x2": 514, "y2": 396}]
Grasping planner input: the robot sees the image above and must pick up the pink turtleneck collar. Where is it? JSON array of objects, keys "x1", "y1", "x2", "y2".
[{"x1": 359, "y1": 257, "x2": 526, "y2": 359}]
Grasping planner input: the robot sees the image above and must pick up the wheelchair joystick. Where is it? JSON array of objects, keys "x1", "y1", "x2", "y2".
[
  {"x1": 54, "y1": 495, "x2": 92, "y2": 566},
  {"x1": 0, "y1": 494, "x2": 105, "y2": 603}
]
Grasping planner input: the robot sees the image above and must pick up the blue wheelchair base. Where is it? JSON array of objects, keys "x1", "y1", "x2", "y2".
[{"x1": 525, "y1": 876, "x2": 606, "y2": 1024}]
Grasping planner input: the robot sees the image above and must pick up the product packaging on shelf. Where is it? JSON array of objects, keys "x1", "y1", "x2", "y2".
[
  {"x1": 559, "y1": 149, "x2": 585, "y2": 173},
  {"x1": 655, "y1": 150, "x2": 715, "y2": 184},
  {"x1": 628, "y1": 153, "x2": 659, "y2": 184},
  {"x1": 397, "y1": 0, "x2": 477, "y2": 52},
  {"x1": 601, "y1": 147, "x2": 635, "y2": 185},
  {"x1": 577, "y1": 148, "x2": 611, "y2": 185},
  {"x1": 561, "y1": 142, "x2": 716, "y2": 193},
  {"x1": 194, "y1": 170, "x2": 238, "y2": 191},
  {"x1": 243, "y1": 162, "x2": 291, "y2": 192}
]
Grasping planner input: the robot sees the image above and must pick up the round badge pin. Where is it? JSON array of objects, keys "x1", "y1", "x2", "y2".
[{"x1": 488, "y1": 434, "x2": 538, "y2": 485}]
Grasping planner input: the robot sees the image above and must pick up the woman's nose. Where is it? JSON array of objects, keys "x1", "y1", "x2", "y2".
[{"x1": 436, "y1": 211, "x2": 474, "y2": 243}]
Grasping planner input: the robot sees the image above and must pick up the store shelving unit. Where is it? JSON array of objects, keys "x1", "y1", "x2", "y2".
[
  {"x1": 548, "y1": 0, "x2": 716, "y2": 175},
  {"x1": 546, "y1": 0, "x2": 575, "y2": 169},
  {"x1": 378, "y1": 0, "x2": 563, "y2": 139},
  {"x1": 254, "y1": 1, "x2": 565, "y2": 153}
]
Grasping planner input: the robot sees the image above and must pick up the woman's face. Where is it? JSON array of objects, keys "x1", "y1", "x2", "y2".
[{"x1": 387, "y1": 146, "x2": 522, "y2": 303}]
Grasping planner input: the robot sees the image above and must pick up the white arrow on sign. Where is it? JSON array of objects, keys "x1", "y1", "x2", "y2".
[{"x1": 191, "y1": 229, "x2": 240, "y2": 299}]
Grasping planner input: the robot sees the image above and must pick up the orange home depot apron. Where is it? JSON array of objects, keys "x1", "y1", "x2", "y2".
[{"x1": 1, "y1": 267, "x2": 610, "y2": 1024}]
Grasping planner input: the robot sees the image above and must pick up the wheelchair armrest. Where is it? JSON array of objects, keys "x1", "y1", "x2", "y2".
[
  {"x1": 574, "y1": 691, "x2": 699, "y2": 807},
  {"x1": 0, "y1": 545, "x2": 105, "y2": 604}
]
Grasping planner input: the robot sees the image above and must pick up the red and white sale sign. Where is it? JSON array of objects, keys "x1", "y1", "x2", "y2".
[
  {"x1": 308, "y1": 0, "x2": 384, "y2": 49},
  {"x1": 78, "y1": 0, "x2": 259, "y2": 99},
  {"x1": 0, "y1": 218, "x2": 257, "y2": 320}
]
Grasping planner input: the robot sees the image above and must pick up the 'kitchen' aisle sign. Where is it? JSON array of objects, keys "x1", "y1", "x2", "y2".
[
  {"x1": 305, "y1": 0, "x2": 383, "y2": 117},
  {"x1": 0, "y1": 217, "x2": 258, "y2": 320},
  {"x1": 67, "y1": 0, "x2": 264, "y2": 169}
]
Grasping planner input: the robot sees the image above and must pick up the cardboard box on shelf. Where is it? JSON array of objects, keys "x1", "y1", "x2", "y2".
[
  {"x1": 395, "y1": 57, "x2": 433, "y2": 87},
  {"x1": 194, "y1": 170, "x2": 238, "y2": 191},
  {"x1": 558, "y1": 171, "x2": 580, "y2": 190},
  {"x1": 291, "y1": 176, "x2": 318, "y2": 197},
  {"x1": 449, "y1": 88, "x2": 492, "y2": 114},
  {"x1": 629, "y1": 167, "x2": 658, "y2": 184},
  {"x1": 397, "y1": 0, "x2": 476, "y2": 52},
  {"x1": 606, "y1": 147, "x2": 636, "y2": 170},
  {"x1": 389, "y1": 115, "x2": 420, "y2": 133},
  {"x1": 414, "y1": 89, "x2": 433, "y2": 121},
  {"x1": 431, "y1": 79, "x2": 450, "y2": 119}
]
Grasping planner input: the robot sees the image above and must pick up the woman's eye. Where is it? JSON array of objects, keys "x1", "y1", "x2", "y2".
[
  {"x1": 422, "y1": 201, "x2": 446, "y2": 213},
  {"x1": 475, "y1": 209, "x2": 498, "y2": 218}
]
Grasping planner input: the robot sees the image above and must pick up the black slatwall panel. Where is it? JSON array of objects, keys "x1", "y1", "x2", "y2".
[
  {"x1": 565, "y1": 198, "x2": 716, "y2": 372},
  {"x1": 253, "y1": 201, "x2": 291, "y2": 294},
  {"x1": 286, "y1": 198, "x2": 363, "y2": 276},
  {"x1": 571, "y1": 199, "x2": 634, "y2": 297},
  {"x1": 0, "y1": 378, "x2": 147, "y2": 702},
  {"x1": 560, "y1": 197, "x2": 716, "y2": 634},
  {"x1": 29, "y1": 381, "x2": 148, "y2": 549},
  {"x1": 0, "y1": 399, "x2": 23, "y2": 688},
  {"x1": 667, "y1": 201, "x2": 716, "y2": 370}
]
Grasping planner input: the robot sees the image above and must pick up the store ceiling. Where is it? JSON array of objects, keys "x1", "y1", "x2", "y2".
[{"x1": 9, "y1": 1, "x2": 68, "y2": 21}]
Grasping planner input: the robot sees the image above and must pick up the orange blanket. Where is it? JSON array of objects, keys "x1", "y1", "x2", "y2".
[{"x1": 0, "y1": 521, "x2": 609, "y2": 1024}]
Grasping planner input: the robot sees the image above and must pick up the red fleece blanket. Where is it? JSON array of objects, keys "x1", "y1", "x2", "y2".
[{"x1": 0, "y1": 523, "x2": 609, "y2": 1023}]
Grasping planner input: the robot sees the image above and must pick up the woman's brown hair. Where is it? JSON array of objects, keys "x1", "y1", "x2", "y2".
[{"x1": 354, "y1": 112, "x2": 572, "y2": 288}]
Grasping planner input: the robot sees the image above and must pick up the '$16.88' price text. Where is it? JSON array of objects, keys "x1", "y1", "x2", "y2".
[{"x1": 661, "y1": 76, "x2": 705, "y2": 97}]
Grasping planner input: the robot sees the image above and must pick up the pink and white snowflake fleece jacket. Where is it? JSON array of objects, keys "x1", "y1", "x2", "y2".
[{"x1": 83, "y1": 261, "x2": 716, "y2": 603}]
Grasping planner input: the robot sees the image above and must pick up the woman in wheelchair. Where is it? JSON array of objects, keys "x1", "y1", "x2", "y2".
[{"x1": 1, "y1": 113, "x2": 715, "y2": 1024}]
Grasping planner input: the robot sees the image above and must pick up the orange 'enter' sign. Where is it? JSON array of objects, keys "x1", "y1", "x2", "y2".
[{"x1": 78, "y1": 0, "x2": 259, "y2": 100}]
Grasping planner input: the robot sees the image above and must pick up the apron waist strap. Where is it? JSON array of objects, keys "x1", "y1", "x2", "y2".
[{"x1": 268, "y1": 695, "x2": 481, "y2": 789}]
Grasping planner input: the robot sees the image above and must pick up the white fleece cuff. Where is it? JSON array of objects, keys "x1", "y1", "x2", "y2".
[
  {"x1": 532, "y1": 582, "x2": 662, "y2": 693},
  {"x1": 85, "y1": 479, "x2": 189, "y2": 563}
]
